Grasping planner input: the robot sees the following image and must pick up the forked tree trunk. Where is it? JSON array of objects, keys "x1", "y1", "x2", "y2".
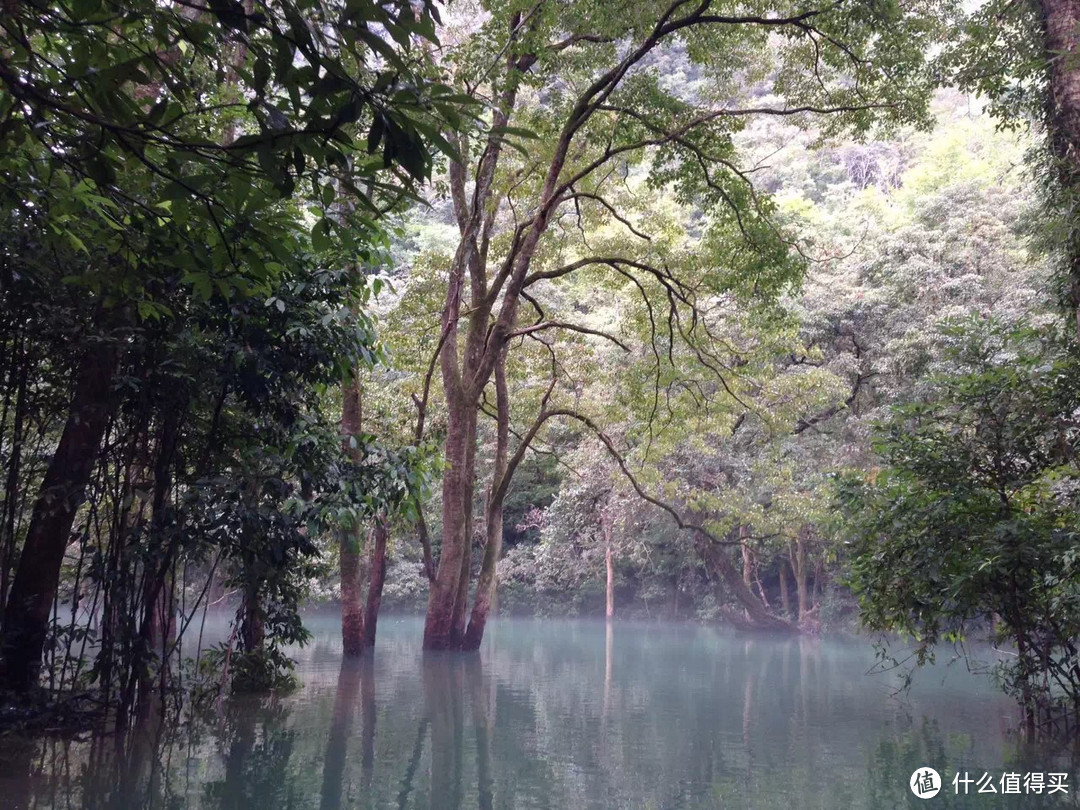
[
  {"x1": 0, "y1": 344, "x2": 117, "y2": 692},
  {"x1": 424, "y1": 31, "x2": 530, "y2": 649}
]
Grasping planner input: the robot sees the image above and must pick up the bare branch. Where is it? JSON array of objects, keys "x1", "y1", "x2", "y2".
[
  {"x1": 547, "y1": 33, "x2": 615, "y2": 52},
  {"x1": 545, "y1": 408, "x2": 742, "y2": 547},
  {"x1": 508, "y1": 320, "x2": 631, "y2": 352},
  {"x1": 562, "y1": 189, "x2": 652, "y2": 241}
]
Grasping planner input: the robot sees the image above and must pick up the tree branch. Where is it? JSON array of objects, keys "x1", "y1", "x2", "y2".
[{"x1": 507, "y1": 321, "x2": 631, "y2": 352}]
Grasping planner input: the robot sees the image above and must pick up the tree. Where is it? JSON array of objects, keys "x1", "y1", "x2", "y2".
[
  {"x1": 838, "y1": 322, "x2": 1080, "y2": 736},
  {"x1": 0, "y1": 0, "x2": 452, "y2": 698},
  {"x1": 945, "y1": 0, "x2": 1080, "y2": 334},
  {"x1": 415, "y1": 0, "x2": 945, "y2": 650}
]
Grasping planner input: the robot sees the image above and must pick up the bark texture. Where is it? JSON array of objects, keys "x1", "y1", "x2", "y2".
[
  {"x1": 1041, "y1": 0, "x2": 1080, "y2": 336},
  {"x1": 424, "y1": 402, "x2": 478, "y2": 649},
  {"x1": 340, "y1": 531, "x2": 366, "y2": 656}
]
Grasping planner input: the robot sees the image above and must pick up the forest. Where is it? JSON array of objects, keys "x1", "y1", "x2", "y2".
[{"x1": 3, "y1": 0, "x2": 1080, "y2": 790}]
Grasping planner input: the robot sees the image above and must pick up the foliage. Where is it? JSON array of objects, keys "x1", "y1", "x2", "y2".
[
  {"x1": 199, "y1": 642, "x2": 302, "y2": 695},
  {"x1": 0, "y1": 0, "x2": 456, "y2": 711},
  {"x1": 837, "y1": 321, "x2": 1080, "y2": 732},
  {"x1": 463, "y1": 93, "x2": 1045, "y2": 627}
]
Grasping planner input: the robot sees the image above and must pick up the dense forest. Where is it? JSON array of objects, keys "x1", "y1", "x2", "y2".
[{"x1": 3, "y1": 0, "x2": 1080, "y2": 747}]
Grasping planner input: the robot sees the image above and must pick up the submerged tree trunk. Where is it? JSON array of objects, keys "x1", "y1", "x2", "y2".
[
  {"x1": 340, "y1": 373, "x2": 367, "y2": 656},
  {"x1": 424, "y1": 654, "x2": 466, "y2": 805},
  {"x1": 0, "y1": 344, "x2": 117, "y2": 692},
  {"x1": 467, "y1": 655, "x2": 494, "y2": 810},
  {"x1": 603, "y1": 621, "x2": 613, "y2": 717},
  {"x1": 340, "y1": 531, "x2": 366, "y2": 656},
  {"x1": 604, "y1": 513, "x2": 615, "y2": 621},
  {"x1": 364, "y1": 518, "x2": 388, "y2": 648},
  {"x1": 423, "y1": 32, "x2": 529, "y2": 650},
  {"x1": 461, "y1": 498, "x2": 500, "y2": 652},
  {"x1": 463, "y1": 350, "x2": 509, "y2": 652},
  {"x1": 425, "y1": 395, "x2": 479, "y2": 650}
]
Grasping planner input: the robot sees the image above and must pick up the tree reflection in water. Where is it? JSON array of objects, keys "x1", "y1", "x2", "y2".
[{"x1": 0, "y1": 618, "x2": 1074, "y2": 810}]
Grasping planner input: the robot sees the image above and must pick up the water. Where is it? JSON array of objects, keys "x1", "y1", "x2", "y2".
[{"x1": 1, "y1": 616, "x2": 1077, "y2": 809}]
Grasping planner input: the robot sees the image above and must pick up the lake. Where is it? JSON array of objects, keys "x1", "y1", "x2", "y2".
[{"x1": 0, "y1": 616, "x2": 1077, "y2": 809}]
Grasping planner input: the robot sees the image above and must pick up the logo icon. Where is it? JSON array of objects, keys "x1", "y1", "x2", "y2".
[{"x1": 911, "y1": 768, "x2": 941, "y2": 798}]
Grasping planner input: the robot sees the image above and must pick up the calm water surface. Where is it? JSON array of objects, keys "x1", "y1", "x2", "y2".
[{"x1": 1, "y1": 616, "x2": 1077, "y2": 809}]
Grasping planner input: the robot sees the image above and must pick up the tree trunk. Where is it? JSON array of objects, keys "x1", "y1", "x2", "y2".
[
  {"x1": 812, "y1": 559, "x2": 825, "y2": 610},
  {"x1": 463, "y1": 350, "x2": 509, "y2": 652},
  {"x1": 340, "y1": 373, "x2": 367, "y2": 656},
  {"x1": 135, "y1": 566, "x2": 175, "y2": 722},
  {"x1": 364, "y1": 518, "x2": 388, "y2": 648},
  {"x1": 779, "y1": 559, "x2": 791, "y2": 618},
  {"x1": 705, "y1": 543, "x2": 797, "y2": 633},
  {"x1": 340, "y1": 532, "x2": 366, "y2": 656},
  {"x1": 1040, "y1": 0, "x2": 1080, "y2": 338},
  {"x1": 604, "y1": 517, "x2": 614, "y2": 621},
  {"x1": 462, "y1": 500, "x2": 500, "y2": 652},
  {"x1": 240, "y1": 581, "x2": 264, "y2": 653},
  {"x1": 0, "y1": 344, "x2": 117, "y2": 692},
  {"x1": 792, "y1": 530, "x2": 810, "y2": 622},
  {"x1": 0, "y1": 351, "x2": 29, "y2": 622},
  {"x1": 741, "y1": 532, "x2": 754, "y2": 623},
  {"x1": 136, "y1": 403, "x2": 183, "y2": 715},
  {"x1": 424, "y1": 398, "x2": 479, "y2": 650}
]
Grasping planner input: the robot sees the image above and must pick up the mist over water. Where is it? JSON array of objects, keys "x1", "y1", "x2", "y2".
[{"x1": 1, "y1": 616, "x2": 1075, "y2": 809}]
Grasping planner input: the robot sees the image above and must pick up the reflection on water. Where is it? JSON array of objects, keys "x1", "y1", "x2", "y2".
[{"x1": 1, "y1": 617, "x2": 1078, "y2": 809}]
